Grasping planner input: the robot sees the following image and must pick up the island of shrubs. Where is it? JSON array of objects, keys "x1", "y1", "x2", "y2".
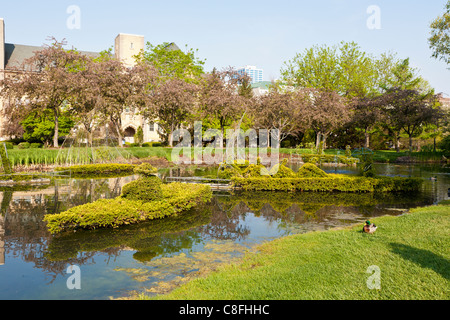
[
  {"x1": 44, "y1": 163, "x2": 212, "y2": 235},
  {"x1": 219, "y1": 159, "x2": 422, "y2": 193}
]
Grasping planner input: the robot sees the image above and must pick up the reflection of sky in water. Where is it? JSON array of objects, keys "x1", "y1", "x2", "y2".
[{"x1": 0, "y1": 163, "x2": 449, "y2": 299}]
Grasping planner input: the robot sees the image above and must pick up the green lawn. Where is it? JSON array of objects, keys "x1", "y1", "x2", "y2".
[{"x1": 150, "y1": 204, "x2": 449, "y2": 300}]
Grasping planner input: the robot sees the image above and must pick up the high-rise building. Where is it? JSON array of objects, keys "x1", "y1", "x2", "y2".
[{"x1": 237, "y1": 65, "x2": 263, "y2": 84}]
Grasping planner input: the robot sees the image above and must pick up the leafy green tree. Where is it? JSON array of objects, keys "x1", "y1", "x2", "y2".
[
  {"x1": 429, "y1": 1, "x2": 450, "y2": 67},
  {"x1": 281, "y1": 41, "x2": 378, "y2": 99},
  {"x1": 0, "y1": 38, "x2": 86, "y2": 147},
  {"x1": 134, "y1": 126, "x2": 144, "y2": 146},
  {"x1": 21, "y1": 110, "x2": 74, "y2": 147},
  {"x1": 135, "y1": 42, "x2": 205, "y2": 82}
]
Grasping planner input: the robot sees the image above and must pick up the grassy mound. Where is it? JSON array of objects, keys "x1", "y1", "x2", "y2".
[{"x1": 153, "y1": 204, "x2": 450, "y2": 300}]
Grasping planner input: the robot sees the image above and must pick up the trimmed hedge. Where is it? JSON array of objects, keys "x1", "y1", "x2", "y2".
[
  {"x1": 43, "y1": 182, "x2": 213, "y2": 234},
  {"x1": 302, "y1": 154, "x2": 359, "y2": 165},
  {"x1": 297, "y1": 163, "x2": 328, "y2": 178},
  {"x1": 231, "y1": 176, "x2": 423, "y2": 193},
  {"x1": 121, "y1": 176, "x2": 163, "y2": 202},
  {"x1": 54, "y1": 163, "x2": 135, "y2": 176},
  {"x1": 133, "y1": 163, "x2": 158, "y2": 177}
]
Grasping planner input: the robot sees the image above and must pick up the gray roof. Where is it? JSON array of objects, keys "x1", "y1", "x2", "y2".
[{"x1": 4, "y1": 43, "x2": 100, "y2": 70}]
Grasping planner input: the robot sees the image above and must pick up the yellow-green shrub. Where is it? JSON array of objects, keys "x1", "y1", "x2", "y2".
[
  {"x1": 121, "y1": 176, "x2": 163, "y2": 202},
  {"x1": 231, "y1": 176, "x2": 422, "y2": 193},
  {"x1": 44, "y1": 183, "x2": 213, "y2": 234},
  {"x1": 133, "y1": 163, "x2": 158, "y2": 176},
  {"x1": 55, "y1": 163, "x2": 135, "y2": 176},
  {"x1": 297, "y1": 163, "x2": 329, "y2": 178}
]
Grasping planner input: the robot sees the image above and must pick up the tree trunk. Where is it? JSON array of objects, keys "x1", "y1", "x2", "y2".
[
  {"x1": 322, "y1": 134, "x2": 328, "y2": 150},
  {"x1": 53, "y1": 109, "x2": 59, "y2": 148},
  {"x1": 219, "y1": 127, "x2": 224, "y2": 149},
  {"x1": 393, "y1": 132, "x2": 400, "y2": 152},
  {"x1": 169, "y1": 132, "x2": 173, "y2": 147},
  {"x1": 88, "y1": 131, "x2": 93, "y2": 148},
  {"x1": 316, "y1": 131, "x2": 321, "y2": 150},
  {"x1": 409, "y1": 135, "x2": 413, "y2": 153},
  {"x1": 365, "y1": 129, "x2": 370, "y2": 149}
]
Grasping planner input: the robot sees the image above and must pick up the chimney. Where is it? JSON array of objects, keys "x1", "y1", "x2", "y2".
[{"x1": 0, "y1": 18, "x2": 4, "y2": 71}]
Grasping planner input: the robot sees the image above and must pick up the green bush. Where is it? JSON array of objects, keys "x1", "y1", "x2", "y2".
[
  {"x1": 133, "y1": 163, "x2": 158, "y2": 177},
  {"x1": 3, "y1": 142, "x2": 13, "y2": 150},
  {"x1": 301, "y1": 154, "x2": 359, "y2": 165},
  {"x1": 271, "y1": 159, "x2": 296, "y2": 178},
  {"x1": 43, "y1": 183, "x2": 213, "y2": 234},
  {"x1": 121, "y1": 177, "x2": 163, "y2": 202},
  {"x1": 151, "y1": 142, "x2": 163, "y2": 147},
  {"x1": 231, "y1": 175, "x2": 422, "y2": 193},
  {"x1": 297, "y1": 163, "x2": 329, "y2": 178},
  {"x1": 55, "y1": 163, "x2": 135, "y2": 176},
  {"x1": 30, "y1": 143, "x2": 43, "y2": 149},
  {"x1": 439, "y1": 135, "x2": 450, "y2": 155},
  {"x1": 17, "y1": 142, "x2": 30, "y2": 149},
  {"x1": 142, "y1": 142, "x2": 151, "y2": 148}
]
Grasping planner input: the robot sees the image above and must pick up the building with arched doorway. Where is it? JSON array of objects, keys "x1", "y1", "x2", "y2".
[{"x1": 0, "y1": 18, "x2": 171, "y2": 144}]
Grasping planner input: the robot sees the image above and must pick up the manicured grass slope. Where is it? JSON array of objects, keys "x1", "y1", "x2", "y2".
[{"x1": 157, "y1": 205, "x2": 449, "y2": 300}]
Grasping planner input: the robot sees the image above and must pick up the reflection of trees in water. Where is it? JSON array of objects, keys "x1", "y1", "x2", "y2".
[
  {"x1": 199, "y1": 197, "x2": 251, "y2": 242},
  {"x1": 0, "y1": 177, "x2": 137, "y2": 276}
]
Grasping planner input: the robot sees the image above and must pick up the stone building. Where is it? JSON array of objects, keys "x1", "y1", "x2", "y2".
[{"x1": 0, "y1": 18, "x2": 171, "y2": 144}]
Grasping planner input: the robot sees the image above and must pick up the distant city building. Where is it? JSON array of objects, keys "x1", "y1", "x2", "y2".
[{"x1": 237, "y1": 65, "x2": 263, "y2": 84}]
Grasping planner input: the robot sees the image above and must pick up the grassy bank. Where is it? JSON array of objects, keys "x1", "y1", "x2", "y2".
[{"x1": 151, "y1": 204, "x2": 449, "y2": 300}]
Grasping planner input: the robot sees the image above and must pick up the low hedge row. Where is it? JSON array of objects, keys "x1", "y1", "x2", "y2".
[
  {"x1": 301, "y1": 154, "x2": 359, "y2": 165},
  {"x1": 231, "y1": 175, "x2": 423, "y2": 193},
  {"x1": 54, "y1": 163, "x2": 135, "y2": 176},
  {"x1": 43, "y1": 182, "x2": 212, "y2": 234}
]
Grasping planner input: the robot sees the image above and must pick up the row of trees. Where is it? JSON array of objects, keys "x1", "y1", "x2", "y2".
[{"x1": 0, "y1": 37, "x2": 447, "y2": 152}]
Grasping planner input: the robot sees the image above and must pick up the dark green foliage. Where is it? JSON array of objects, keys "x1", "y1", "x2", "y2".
[
  {"x1": 121, "y1": 177, "x2": 163, "y2": 202},
  {"x1": 3, "y1": 142, "x2": 13, "y2": 150},
  {"x1": 17, "y1": 142, "x2": 31, "y2": 149},
  {"x1": 0, "y1": 143, "x2": 13, "y2": 174},
  {"x1": 297, "y1": 163, "x2": 329, "y2": 178},
  {"x1": 439, "y1": 135, "x2": 450, "y2": 155},
  {"x1": 21, "y1": 110, "x2": 74, "y2": 145}
]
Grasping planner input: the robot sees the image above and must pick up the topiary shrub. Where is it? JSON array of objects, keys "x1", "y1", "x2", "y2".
[
  {"x1": 297, "y1": 163, "x2": 329, "y2": 178},
  {"x1": 134, "y1": 163, "x2": 158, "y2": 177},
  {"x1": 271, "y1": 159, "x2": 296, "y2": 178},
  {"x1": 121, "y1": 176, "x2": 163, "y2": 202},
  {"x1": 241, "y1": 163, "x2": 270, "y2": 177}
]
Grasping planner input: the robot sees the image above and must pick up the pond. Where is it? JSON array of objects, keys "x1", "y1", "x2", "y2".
[{"x1": 0, "y1": 163, "x2": 448, "y2": 300}]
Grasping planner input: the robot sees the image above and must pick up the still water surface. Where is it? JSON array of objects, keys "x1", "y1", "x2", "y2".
[{"x1": 0, "y1": 163, "x2": 448, "y2": 299}]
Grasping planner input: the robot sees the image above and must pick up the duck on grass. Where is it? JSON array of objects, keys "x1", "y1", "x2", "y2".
[{"x1": 44, "y1": 163, "x2": 212, "y2": 235}]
